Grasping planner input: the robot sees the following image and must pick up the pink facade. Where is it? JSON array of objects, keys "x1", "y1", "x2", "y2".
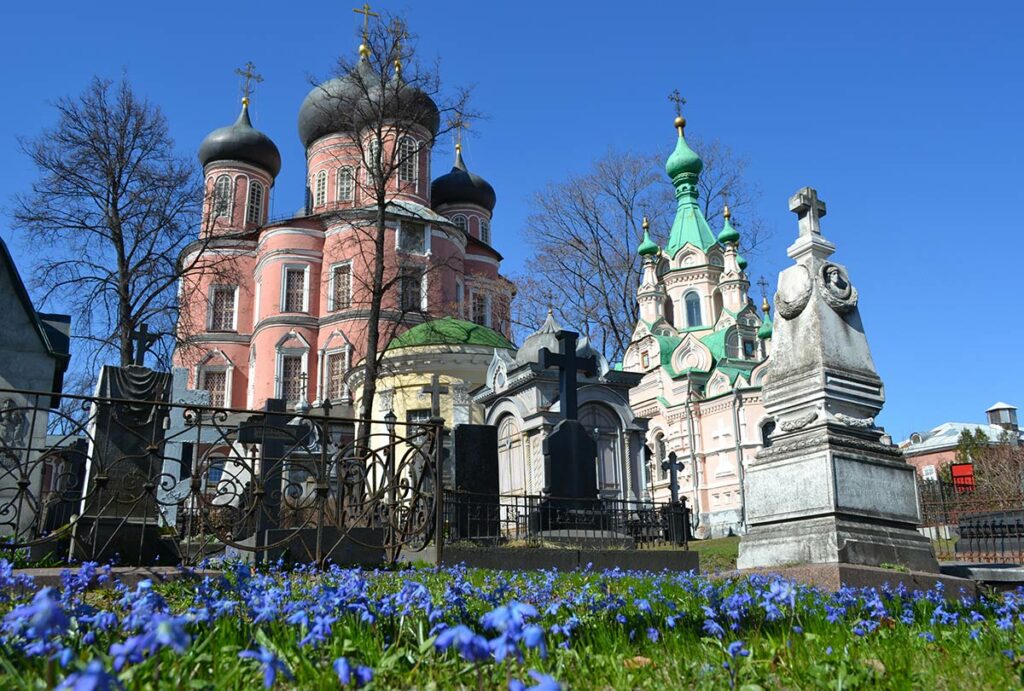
[{"x1": 176, "y1": 79, "x2": 511, "y2": 413}]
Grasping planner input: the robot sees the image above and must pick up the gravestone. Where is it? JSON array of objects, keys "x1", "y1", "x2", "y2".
[
  {"x1": 451, "y1": 424, "x2": 499, "y2": 541},
  {"x1": 75, "y1": 363, "x2": 177, "y2": 564},
  {"x1": 158, "y1": 368, "x2": 212, "y2": 529},
  {"x1": 737, "y1": 188, "x2": 938, "y2": 572}
]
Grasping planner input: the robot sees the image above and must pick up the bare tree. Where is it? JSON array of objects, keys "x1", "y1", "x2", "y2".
[
  {"x1": 515, "y1": 138, "x2": 767, "y2": 364},
  {"x1": 12, "y1": 76, "x2": 215, "y2": 373},
  {"x1": 310, "y1": 14, "x2": 474, "y2": 425}
]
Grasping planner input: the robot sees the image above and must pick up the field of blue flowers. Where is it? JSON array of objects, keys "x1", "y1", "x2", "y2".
[{"x1": 1, "y1": 559, "x2": 1023, "y2": 689}]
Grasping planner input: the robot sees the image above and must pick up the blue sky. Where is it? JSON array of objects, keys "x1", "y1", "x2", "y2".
[{"x1": 0, "y1": 1, "x2": 1020, "y2": 441}]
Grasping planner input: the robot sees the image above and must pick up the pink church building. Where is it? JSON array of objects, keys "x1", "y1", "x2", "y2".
[{"x1": 175, "y1": 50, "x2": 513, "y2": 417}]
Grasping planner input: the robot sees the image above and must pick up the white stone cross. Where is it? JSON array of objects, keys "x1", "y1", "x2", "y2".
[{"x1": 789, "y1": 187, "x2": 827, "y2": 237}]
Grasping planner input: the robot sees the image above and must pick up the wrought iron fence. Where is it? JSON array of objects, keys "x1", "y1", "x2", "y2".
[
  {"x1": 443, "y1": 490, "x2": 690, "y2": 550},
  {"x1": 918, "y1": 476, "x2": 1024, "y2": 564},
  {"x1": 0, "y1": 387, "x2": 443, "y2": 567}
]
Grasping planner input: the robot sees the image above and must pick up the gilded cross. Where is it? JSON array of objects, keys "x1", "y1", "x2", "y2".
[
  {"x1": 235, "y1": 61, "x2": 263, "y2": 105},
  {"x1": 353, "y1": 3, "x2": 379, "y2": 40},
  {"x1": 448, "y1": 114, "x2": 469, "y2": 150},
  {"x1": 788, "y1": 186, "x2": 827, "y2": 237},
  {"x1": 668, "y1": 89, "x2": 686, "y2": 117}
]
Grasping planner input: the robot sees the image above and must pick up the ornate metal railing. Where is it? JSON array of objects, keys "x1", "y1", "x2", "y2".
[
  {"x1": 918, "y1": 477, "x2": 1024, "y2": 564},
  {"x1": 443, "y1": 490, "x2": 690, "y2": 550},
  {"x1": 0, "y1": 387, "x2": 443, "y2": 567}
]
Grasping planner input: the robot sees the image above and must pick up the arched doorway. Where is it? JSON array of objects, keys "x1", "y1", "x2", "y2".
[{"x1": 579, "y1": 404, "x2": 623, "y2": 499}]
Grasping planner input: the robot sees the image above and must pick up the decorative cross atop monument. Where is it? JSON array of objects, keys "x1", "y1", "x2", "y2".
[
  {"x1": 235, "y1": 61, "x2": 263, "y2": 106},
  {"x1": 538, "y1": 331, "x2": 597, "y2": 421},
  {"x1": 788, "y1": 187, "x2": 827, "y2": 237},
  {"x1": 130, "y1": 324, "x2": 160, "y2": 367},
  {"x1": 662, "y1": 451, "x2": 685, "y2": 504},
  {"x1": 353, "y1": 3, "x2": 379, "y2": 57},
  {"x1": 420, "y1": 374, "x2": 449, "y2": 418}
]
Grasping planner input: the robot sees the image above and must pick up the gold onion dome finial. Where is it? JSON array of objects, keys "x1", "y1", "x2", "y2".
[
  {"x1": 637, "y1": 215, "x2": 659, "y2": 256},
  {"x1": 353, "y1": 4, "x2": 378, "y2": 59},
  {"x1": 762, "y1": 296, "x2": 771, "y2": 314},
  {"x1": 674, "y1": 115, "x2": 686, "y2": 136},
  {"x1": 642, "y1": 216, "x2": 650, "y2": 230},
  {"x1": 723, "y1": 204, "x2": 731, "y2": 220}
]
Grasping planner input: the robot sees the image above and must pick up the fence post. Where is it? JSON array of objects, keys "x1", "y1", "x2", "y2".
[{"x1": 430, "y1": 417, "x2": 445, "y2": 567}]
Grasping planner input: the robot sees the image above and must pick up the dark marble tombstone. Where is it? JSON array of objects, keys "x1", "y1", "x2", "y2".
[
  {"x1": 451, "y1": 424, "x2": 500, "y2": 541},
  {"x1": 75, "y1": 365, "x2": 178, "y2": 564}
]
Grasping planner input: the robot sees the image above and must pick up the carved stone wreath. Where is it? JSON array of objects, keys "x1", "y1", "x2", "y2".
[
  {"x1": 778, "y1": 410, "x2": 818, "y2": 432},
  {"x1": 834, "y1": 413, "x2": 875, "y2": 428},
  {"x1": 818, "y1": 263, "x2": 858, "y2": 315},
  {"x1": 774, "y1": 264, "x2": 812, "y2": 319}
]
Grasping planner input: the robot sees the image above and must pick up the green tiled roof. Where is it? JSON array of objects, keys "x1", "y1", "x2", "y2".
[
  {"x1": 388, "y1": 317, "x2": 515, "y2": 351},
  {"x1": 699, "y1": 329, "x2": 729, "y2": 360}
]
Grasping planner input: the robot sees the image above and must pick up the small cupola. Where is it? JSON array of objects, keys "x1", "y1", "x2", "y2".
[
  {"x1": 430, "y1": 144, "x2": 497, "y2": 212},
  {"x1": 199, "y1": 98, "x2": 281, "y2": 179}
]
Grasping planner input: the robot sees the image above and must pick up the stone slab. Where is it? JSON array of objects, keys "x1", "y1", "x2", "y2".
[{"x1": 731, "y1": 563, "x2": 977, "y2": 597}]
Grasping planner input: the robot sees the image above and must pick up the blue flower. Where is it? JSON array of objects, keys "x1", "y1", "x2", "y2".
[
  {"x1": 509, "y1": 670, "x2": 562, "y2": 691},
  {"x1": 238, "y1": 646, "x2": 293, "y2": 688},
  {"x1": 726, "y1": 640, "x2": 749, "y2": 658},
  {"x1": 919, "y1": 632, "x2": 935, "y2": 642},
  {"x1": 57, "y1": 660, "x2": 122, "y2": 691},
  {"x1": 435, "y1": 624, "x2": 491, "y2": 662},
  {"x1": 3, "y1": 587, "x2": 70, "y2": 654},
  {"x1": 334, "y1": 657, "x2": 373, "y2": 687},
  {"x1": 702, "y1": 618, "x2": 725, "y2": 639}
]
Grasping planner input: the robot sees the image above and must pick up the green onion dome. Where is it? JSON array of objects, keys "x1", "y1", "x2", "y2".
[
  {"x1": 717, "y1": 206, "x2": 740, "y2": 245},
  {"x1": 737, "y1": 253, "x2": 748, "y2": 271},
  {"x1": 637, "y1": 217, "x2": 659, "y2": 256},
  {"x1": 665, "y1": 117, "x2": 703, "y2": 180},
  {"x1": 757, "y1": 297, "x2": 773, "y2": 339}
]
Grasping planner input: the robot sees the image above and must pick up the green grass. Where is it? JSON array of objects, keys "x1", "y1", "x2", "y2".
[{"x1": 692, "y1": 535, "x2": 740, "y2": 572}]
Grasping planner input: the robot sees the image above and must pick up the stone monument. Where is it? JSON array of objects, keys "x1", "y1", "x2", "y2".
[{"x1": 737, "y1": 187, "x2": 938, "y2": 573}]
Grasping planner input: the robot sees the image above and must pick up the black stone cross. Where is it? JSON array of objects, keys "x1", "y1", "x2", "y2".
[
  {"x1": 538, "y1": 330, "x2": 597, "y2": 421},
  {"x1": 420, "y1": 373, "x2": 449, "y2": 418},
  {"x1": 662, "y1": 451, "x2": 685, "y2": 504},
  {"x1": 130, "y1": 323, "x2": 160, "y2": 367},
  {"x1": 789, "y1": 187, "x2": 827, "y2": 237}
]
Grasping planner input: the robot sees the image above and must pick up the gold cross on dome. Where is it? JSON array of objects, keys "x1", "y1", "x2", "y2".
[
  {"x1": 235, "y1": 61, "x2": 263, "y2": 105},
  {"x1": 668, "y1": 89, "x2": 686, "y2": 117},
  {"x1": 448, "y1": 115, "x2": 469, "y2": 150},
  {"x1": 353, "y1": 3, "x2": 379, "y2": 39}
]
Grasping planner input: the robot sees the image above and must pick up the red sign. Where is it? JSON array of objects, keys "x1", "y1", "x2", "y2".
[{"x1": 950, "y1": 462, "x2": 975, "y2": 491}]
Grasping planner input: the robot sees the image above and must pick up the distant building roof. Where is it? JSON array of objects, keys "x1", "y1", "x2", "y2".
[
  {"x1": 987, "y1": 401, "x2": 1017, "y2": 412},
  {"x1": 899, "y1": 421, "x2": 1022, "y2": 457}
]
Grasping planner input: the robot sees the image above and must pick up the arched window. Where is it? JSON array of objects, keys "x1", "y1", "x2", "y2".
[
  {"x1": 480, "y1": 218, "x2": 491, "y2": 244},
  {"x1": 314, "y1": 171, "x2": 327, "y2": 207},
  {"x1": 246, "y1": 181, "x2": 264, "y2": 225},
  {"x1": 213, "y1": 175, "x2": 232, "y2": 218},
  {"x1": 497, "y1": 415, "x2": 526, "y2": 495},
  {"x1": 336, "y1": 166, "x2": 354, "y2": 202},
  {"x1": 726, "y1": 329, "x2": 742, "y2": 358},
  {"x1": 712, "y1": 290, "x2": 724, "y2": 324},
  {"x1": 663, "y1": 297, "x2": 675, "y2": 326},
  {"x1": 760, "y1": 420, "x2": 776, "y2": 449},
  {"x1": 684, "y1": 292, "x2": 702, "y2": 327},
  {"x1": 452, "y1": 215, "x2": 468, "y2": 232},
  {"x1": 398, "y1": 137, "x2": 418, "y2": 183},
  {"x1": 580, "y1": 404, "x2": 622, "y2": 496},
  {"x1": 366, "y1": 138, "x2": 381, "y2": 183}
]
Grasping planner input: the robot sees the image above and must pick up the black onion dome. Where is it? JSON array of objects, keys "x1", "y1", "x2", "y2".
[
  {"x1": 199, "y1": 103, "x2": 281, "y2": 178},
  {"x1": 430, "y1": 149, "x2": 497, "y2": 212},
  {"x1": 298, "y1": 58, "x2": 440, "y2": 148}
]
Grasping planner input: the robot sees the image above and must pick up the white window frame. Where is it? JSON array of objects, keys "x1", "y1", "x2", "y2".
[
  {"x1": 207, "y1": 284, "x2": 239, "y2": 332},
  {"x1": 314, "y1": 170, "x2": 328, "y2": 207},
  {"x1": 280, "y1": 264, "x2": 310, "y2": 313},
  {"x1": 336, "y1": 165, "x2": 354, "y2": 202},
  {"x1": 480, "y1": 218, "x2": 491, "y2": 244},
  {"x1": 320, "y1": 346, "x2": 351, "y2": 402},
  {"x1": 470, "y1": 289, "x2": 492, "y2": 327},
  {"x1": 399, "y1": 265, "x2": 427, "y2": 312},
  {"x1": 274, "y1": 332, "x2": 311, "y2": 404},
  {"x1": 328, "y1": 261, "x2": 353, "y2": 311},
  {"x1": 396, "y1": 219, "x2": 430, "y2": 255},
  {"x1": 452, "y1": 214, "x2": 468, "y2": 232},
  {"x1": 213, "y1": 175, "x2": 233, "y2": 219},
  {"x1": 398, "y1": 136, "x2": 419, "y2": 187},
  {"x1": 246, "y1": 180, "x2": 264, "y2": 225},
  {"x1": 684, "y1": 290, "x2": 703, "y2": 327}
]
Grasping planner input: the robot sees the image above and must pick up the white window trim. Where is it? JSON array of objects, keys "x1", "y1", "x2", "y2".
[
  {"x1": 399, "y1": 265, "x2": 428, "y2": 312},
  {"x1": 470, "y1": 289, "x2": 492, "y2": 328},
  {"x1": 246, "y1": 179, "x2": 264, "y2": 225},
  {"x1": 213, "y1": 174, "x2": 234, "y2": 221},
  {"x1": 314, "y1": 170, "x2": 328, "y2": 207},
  {"x1": 480, "y1": 217, "x2": 491, "y2": 244},
  {"x1": 198, "y1": 365, "x2": 232, "y2": 408},
  {"x1": 336, "y1": 165, "x2": 354, "y2": 202},
  {"x1": 246, "y1": 347, "x2": 256, "y2": 409},
  {"x1": 327, "y1": 261, "x2": 353, "y2": 312},
  {"x1": 318, "y1": 344, "x2": 352, "y2": 403},
  {"x1": 395, "y1": 219, "x2": 431, "y2": 255},
  {"x1": 206, "y1": 284, "x2": 239, "y2": 332},
  {"x1": 684, "y1": 290, "x2": 703, "y2": 327},
  {"x1": 452, "y1": 214, "x2": 468, "y2": 232},
  {"x1": 253, "y1": 280, "x2": 261, "y2": 329},
  {"x1": 398, "y1": 136, "x2": 420, "y2": 187},
  {"x1": 280, "y1": 264, "x2": 311, "y2": 313},
  {"x1": 274, "y1": 333, "x2": 311, "y2": 402}
]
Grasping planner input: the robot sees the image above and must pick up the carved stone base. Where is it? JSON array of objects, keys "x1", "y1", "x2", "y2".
[{"x1": 737, "y1": 514, "x2": 939, "y2": 573}]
